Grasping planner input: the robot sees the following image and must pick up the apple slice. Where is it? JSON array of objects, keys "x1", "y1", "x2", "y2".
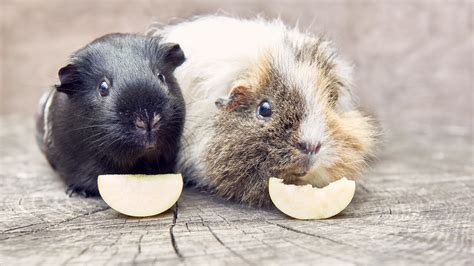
[
  {"x1": 268, "y1": 177, "x2": 355, "y2": 220},
  {"x1": 98, "y1": 174, "x2": 183, "y2": 217}
]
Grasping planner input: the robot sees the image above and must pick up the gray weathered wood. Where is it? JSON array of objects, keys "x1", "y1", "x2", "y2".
[{"x1": 0, "y1": 115, "x2": 472, "y2": 265}]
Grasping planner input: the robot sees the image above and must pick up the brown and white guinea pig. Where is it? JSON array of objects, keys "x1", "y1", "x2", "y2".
[
  {"x1": 149, "y1": 16, "x2": 378, "y2": 207},
  {"x1": 36, "y1": 33, "x2": 186, "y2": 196}
]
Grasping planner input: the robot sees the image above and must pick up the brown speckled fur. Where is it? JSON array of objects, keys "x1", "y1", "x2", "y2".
[
  {"x1": 205, "y1": 37, "x2": 378, "y2": 207},
  {"x1": 206, "y1": 62, "x2": 307, "y2": 206}
]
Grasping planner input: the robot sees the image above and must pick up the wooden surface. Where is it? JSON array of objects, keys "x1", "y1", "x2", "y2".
[
  {"x1": 0, "y1": 116, "x2": 472, "y2": 265},
  {"x1": 1, "y1": 0, "x2": 473, "y2": 265}
]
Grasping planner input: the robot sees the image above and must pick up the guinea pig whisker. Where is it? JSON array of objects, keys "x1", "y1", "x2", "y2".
[
  {"x1": 80, "y1": 131, "x2": 106, "y2": 141},
  {"x1": 71, "y1": 116, "x2": 105, "y2": 123},
  {"x1": 64, "y1": 124, "x2": 112, "y2": 133},
  {"x1": 95, "y1": 137, "x2": 114, "y2": 149},
  {"x1": 85, "y1": 135, "x2": 109, "y2": 147},
  {"x1": 101, "y1": 136, "x2": 125, "y2": 150},
  {"x1": 340, "y1": 158, "x2": 368, "y2": 169},
  {"x1": 83, "y1": 129, "x2": 118, "y2": 146},
  {"x1": 70, "y1": 117, "x2": 112, "y2": 126}
]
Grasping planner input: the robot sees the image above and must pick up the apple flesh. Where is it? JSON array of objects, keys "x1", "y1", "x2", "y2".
[
  {"x1": 98, "y1": 174, "x2": 183, "y2": 217},
  {"x1": 268, "y1": 177, "x2": 355, "y2": 220}
]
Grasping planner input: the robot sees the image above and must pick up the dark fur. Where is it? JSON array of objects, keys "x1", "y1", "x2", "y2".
[{"x1": 36, "y1": 33, "x2": 185, "y2": 196}]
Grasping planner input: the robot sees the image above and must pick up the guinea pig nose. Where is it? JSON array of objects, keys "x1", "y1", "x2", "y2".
[{"x1": 296, "y1": 141, "x2": 322, "y2": 155}]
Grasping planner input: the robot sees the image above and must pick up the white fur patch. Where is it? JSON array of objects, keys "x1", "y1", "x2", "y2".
[
  {"x1": 43, "y1": 89, "x2": 56, "y2": 145},
  {"x1": 161, "y1": 16, "x2": 289, "y2": 99},
  {"x1": 155, "y1": 16, "x2": 355, "y2": 184},
  {"x1": 159, "y1": 16, "x2": 295, "y2": 181},
  {"x1": 270, "y1": 44, "x2": 328, "y2": 149}
]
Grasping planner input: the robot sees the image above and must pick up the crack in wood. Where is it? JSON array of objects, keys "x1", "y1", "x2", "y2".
[
  {"x1": 55, "y1": 206, "x2": 110, "y2": 226},
  {"x1": 1, "y1": 206, "x2": 110, "y2": 239},
  {"x1": 98, "y1": 218, "x2": 127, "y2": 265},
  {"x1": 358, "y1": 183, "x2": 371, "y2": 193},
  {"x1": 206, "y1": 225, "x2": 254, "y2": 265},
  {"x1": 216, "y1": 214, "x2": 231, "y2": 225},
  {"x1": 61, "y1": 246, "x2": 90, "y2": 266},
  {"x1": 266, "y1": 220, "x2": 357, "y2": 248},
  {"x1": 196, "y1": 213, "x2": 207, "y2": 228},
  {"x1": 1, "y1": 222, "x2": 46, "y2": 234},
  {"x1": 169, "y1": 203, "x2": 183, "y2": 259},
  {"x1": 137, "y1": 235, "x2": 143, "y2": 254},
  {"x1": 103, "y1": 221, "x2": 126, "y2": 265},
  {"x1": 184, "y1": 222, "x2": 190, "y2": 232},
  {"x1": 285, "y1": 238, "x2": 349, "y2": 263},
  {"x1": 131, "y1": 233, "x2": 145, "y2": 265}
]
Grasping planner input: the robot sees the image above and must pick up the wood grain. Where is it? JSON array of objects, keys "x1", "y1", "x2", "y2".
[{"x1": 0, "y1": 115, "x2": 472, "y2": 265}]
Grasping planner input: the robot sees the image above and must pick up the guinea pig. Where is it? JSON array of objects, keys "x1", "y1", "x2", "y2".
[
  {"x1": 149, "y1": 16, "x2": 379, "y2": 207},
  {"x1": 36, "y1": 33, "x2": 186, "y2": 196}
]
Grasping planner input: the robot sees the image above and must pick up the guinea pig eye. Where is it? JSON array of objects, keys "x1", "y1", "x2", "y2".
[
  {"x1": 257, "y1": 100, "x2": 272, "y2": 120},
  {"x1": 98, "y1": 80, "x2": 110, "y2": 97},
  {"x1": 157, "y1": 73, "x2": 166, "y2": 83}
]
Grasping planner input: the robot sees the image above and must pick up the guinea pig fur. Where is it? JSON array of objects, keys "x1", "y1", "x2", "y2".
[
  {"x1": 36, "y1": 33, "x2": 186, "y2": 196},
  {"x1": 150, "y1": 16, "x2": 379, "y2": 207}
]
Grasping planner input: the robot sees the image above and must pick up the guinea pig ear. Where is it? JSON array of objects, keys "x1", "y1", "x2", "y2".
[
  {"x1": 56, "y1": 64, "x2": 80, "y2": 94},
  {"x1": 215, "y1": 86, "x2": 253, "y2": 111},
  {"x1": 161, "y1": 43, "x2": 185, "y2": 69}
]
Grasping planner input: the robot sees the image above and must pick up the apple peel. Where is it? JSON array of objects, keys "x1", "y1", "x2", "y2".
[
  {"x1": 98, "y1": 174, "x2": 183, "y2": 217},
  {"x1": 269, "y1": 177, "x2": 355, "y2": 220}
]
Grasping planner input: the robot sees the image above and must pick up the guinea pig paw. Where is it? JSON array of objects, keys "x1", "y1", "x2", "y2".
[{"x1": 65, "y1": 186, "x2": 90, "y2": 198}]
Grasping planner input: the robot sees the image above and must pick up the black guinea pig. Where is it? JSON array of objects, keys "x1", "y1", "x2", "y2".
[{"x1": 35, "y1": 33, "x2": 186, "y2": 196}]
